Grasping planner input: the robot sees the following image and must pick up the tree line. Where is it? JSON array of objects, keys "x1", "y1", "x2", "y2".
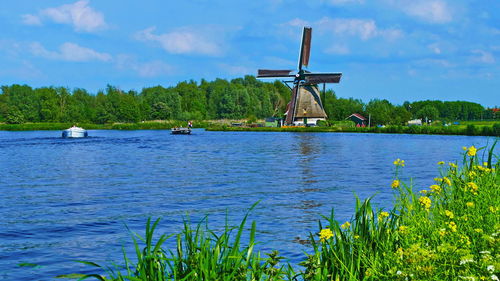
[{"x1": 0, "y1": 76, "x2": 497, "y2": 124}]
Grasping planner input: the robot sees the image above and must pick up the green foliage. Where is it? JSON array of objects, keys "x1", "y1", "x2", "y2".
[{"x1": 0, "y1": 80, "x2": 490, "y2": 127}]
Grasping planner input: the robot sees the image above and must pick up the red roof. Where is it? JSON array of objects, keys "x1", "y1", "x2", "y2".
[{"x1": 348, "y1": 113, "x2": 367, "y2": 121}]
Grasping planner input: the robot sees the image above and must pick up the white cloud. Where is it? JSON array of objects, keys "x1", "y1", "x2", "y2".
[
  {"x1": 286, "y1": 18, "x2": 310, "y2": 28},
  {"x1": 22, "y1": 0, "x2": 107, "y2": 32},
  {"x1": 428, "y1": 43, "x2": 441, "y2": 54},
  {"x1": 470, "y1": 50, "x2": 495, "y2": 64},
  {"x1": 325, "y1": 44, "x2": 350, "y2": 55},
  {"x1": 316, "y1": 17, "x2": 402, "y2": 40},
  {"x1": 135, "y1": 26, "x2": 223, "y2": 56},
  {"x1": 30, "y1": 42, "x2": 111, "y2": 62},
  {"x1": 116, "y1": 55, "x2": 173, "y2": 77},
  {"x1": 386, "y1": 0, "x2": 453, "y2": 24},
  {"x1": 21, "y1": 14, "x2": 42, "y2": 25},
  {"x1": 217, "y1": 63, "x2": 253, "y2": 76}
]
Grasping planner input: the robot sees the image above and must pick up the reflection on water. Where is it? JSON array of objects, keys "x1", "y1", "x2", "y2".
[{"x1": 0, "y1": 129, "x2": 496, "y2": 280}]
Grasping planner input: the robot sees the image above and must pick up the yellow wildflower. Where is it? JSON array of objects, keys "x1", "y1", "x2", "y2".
[
  {"x1": 439, "y1": 228, "x2": 446, "y2": 237},
  {"x1": 378, "y1": 211, "x2": 389, "y2": 221},
  {"x1": 391, "y1": 179, "x2": 400, "y2": 189},
  {"x1": 447, "y1": 221, "x2": 457, "y2": 232},
  {"x1": 443, "y1": 177, "x2": 451, "y2": 186},
  {"x1": 398, "y1": 225, "x2": 408, "y2": 234},
  {"x1": 341, "y1": 221, "x2": 351, "y2": 229},
  {"x1": 474, "y1": 228, "x2": 483, "y2": 233},
  {"x1": 396, "y1": 247, "x2": 404, "y2": 259},
  {"x1": 445, "y1": 210, "x2": 454, "y2": 219},
  {"x1": 354, "y1": 235, "x2": 360, "y2": 239},
  {"x1": 419, "y1": 190, "x2": 428, "y2": 194},
  {"x1": 468, "y1": 171, "x2": 477, "y2": 178},
  {"x1": 393, "y1": 158, "x2": 405, "y2": 167},
  {"x1": 462, "y1": 146, "x2": 467, "y2": 151},
  {"x1": 319, "y1": 228, "x2": 333, "y2": 242},
  {"x1": 467, "y1": 182, "x2": 478, "y2": 193},
  {"x1": 437, "y1": 161, "x2": 445, "y2": 165},
  {"x1": 467, "y1": 146, "x2": 477, "y2": 157},
  {"x1": 466, "y1": 202, "x2": 474, "y2": 208},
  {"x1": 419, "y1": 196, "x2": 432, "y2": 210},
  {"x1": 449, "y1": 162, "x2": 458, "y2": 168},
  {"x1": 483, "y1": 162, "x2": 488, "y2": 166},
  {"x1": 434, "y1": 177, "x2": 443, "y2": 182},
  {"x1": 490, "y1": 206, "x2": 498, "y2": 213},
  {"x1": 430, "y1": 184, "x2": 441, "y2": 193}
]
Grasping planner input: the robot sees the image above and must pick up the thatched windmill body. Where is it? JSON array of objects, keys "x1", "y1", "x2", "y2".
[{"x1": 257, "y1": 27, "x2": 342, "y2": 126}]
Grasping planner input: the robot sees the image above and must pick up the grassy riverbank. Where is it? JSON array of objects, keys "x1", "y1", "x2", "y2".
[
  {"x1": 207, "y1": 123, "x2": 500, "y2": 136},
  {"x1": 60, "y1": 145, "x2": 499, "y2": 280},
  {"x1": 0, "y1": 121, "x2": 211, "y2": 131}
]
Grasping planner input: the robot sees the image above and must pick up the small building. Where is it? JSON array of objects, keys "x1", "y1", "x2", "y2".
[
  {"x1": 346, "y1": 113, "x2": 367, "y2": 127},
  {"x1": 265, "y1": 117, "x2": 282, "y2": 127},
  {"x1": 408, "y1": 119, "x2": 422, "y2": 126}
]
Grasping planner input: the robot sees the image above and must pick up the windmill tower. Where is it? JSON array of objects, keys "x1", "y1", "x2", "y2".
[{"x1": 257, "y1": 27, "x2": 342, "y2": 126}]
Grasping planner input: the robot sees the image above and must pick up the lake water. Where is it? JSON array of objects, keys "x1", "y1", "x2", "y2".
[{"x1": 0, "y1": 130, "x2": 497, "y2": 280}]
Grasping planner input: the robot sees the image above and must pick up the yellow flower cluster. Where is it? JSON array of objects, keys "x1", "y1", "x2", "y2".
[
  {"x1": 437, "y1": 161, "x2": 445, "y2": 165},
  {"x1": 466, "y1": 182, "x2": 479, "y2": 194},
  {"x1": 443, "y1": 177, "x2": 451, "y2": 186},
  {"x1": 341, "y1": 221, "x2": 351, "y2": 229},
  {"x1": 378, "y1": 211, "x2": 389, "y2": 221},
  {"x1": 418, "y1": 196, "x2": 432, "y2": 210},
  {"x1": 398, "y1": 225, "x2": 409, "y2": 234},
  {"x1": 319, "y1": 228, "x2": 333, "y2": 242},
  {"x1": 393, "y1": 158, "x2": 405, "y2": 167},
  {"x1": 391, "y1": 179, "x2": 400, "y2": 189},
  {"x1": 466, "y1": 202, "x2": 474, "y2": 208},
  {"x1": 489, "y1": 206, "x2": 498, "y2": 213},
  {"x1": 447, "y1": 221, "x2": 457, "y2": 232},
  {"x1": 467, "y1": 146, "x2": 477, "y2": 157},
  {"x1": 449, "y1": 162, "x2": 458, "y2": 168},
  {"x1": 444, "y1": 210, "x2": 454, "y2": 219},
  {"x1": 430, "y1": 184, "x2": 442, "y2": 193}
]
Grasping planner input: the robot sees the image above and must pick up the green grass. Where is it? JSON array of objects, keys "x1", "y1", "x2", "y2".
[
  {"x1": 0, "y1": 121, "x2": 210, "y2": 131},
  {"x1": 59, "y1": 144, "x2": 499, "y2": 280},
  {"x1": 207, "y1": 124, "x2": 500, "y2": 136}
]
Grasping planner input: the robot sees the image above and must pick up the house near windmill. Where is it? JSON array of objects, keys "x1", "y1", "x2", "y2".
[
  {"x1": 346, "y1": 113, "x2": 367, "y2": 127},
  {"x1": 257, "y1": 27, "x2": 342, "y2": 126}
]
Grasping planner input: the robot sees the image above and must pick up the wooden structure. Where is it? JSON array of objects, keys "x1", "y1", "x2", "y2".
[
  {"x1": 346, "y1": 113, "x2": 367, "y2": 127},
  {"x1": 257, "y1": 27, "x2": 342, "y2": 126}
]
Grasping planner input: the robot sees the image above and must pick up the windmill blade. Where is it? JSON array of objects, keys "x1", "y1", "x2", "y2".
[
  {"x1": 304, "y1": 73, "x2": 342, "y2": 84},
  {"x1": 298, "y1": 27, "x2": 312, "y2": 71},
  {"x1": 257, "y1": 69, "x2": 294, "y2": 78}
]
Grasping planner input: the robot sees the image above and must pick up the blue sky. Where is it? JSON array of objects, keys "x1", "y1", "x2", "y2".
[{"x1": 0, "y1": 0, "x2": 498, "y2": 106}]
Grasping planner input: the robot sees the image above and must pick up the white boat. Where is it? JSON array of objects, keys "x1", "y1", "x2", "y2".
[
  {"x1": 171, "y1": 127, "x2": 191, "y2": 135},
  {"x1": 62, "y1": 126, "x2": 88, "y2": 138}
]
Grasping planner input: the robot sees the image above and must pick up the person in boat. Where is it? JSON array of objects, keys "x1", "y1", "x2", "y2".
[{"x1": 188, "y1": 121, "x2": 193, "y2": 128}]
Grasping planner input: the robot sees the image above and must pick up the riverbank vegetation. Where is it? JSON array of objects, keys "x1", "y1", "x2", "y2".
[
  {"x1": 61, "y1": 145, "x2": 499, "y2": 280},
  {"x1": 207, "y1": 121, "x2": 500, "y2": 137},
  {"x1": 1, "y1": 76, "x2": 497, "y2": 126}
]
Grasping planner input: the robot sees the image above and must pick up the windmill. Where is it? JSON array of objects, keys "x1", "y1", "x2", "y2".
[{"x1": 257, "y1": 27, "x2": 342, "y2": 126}]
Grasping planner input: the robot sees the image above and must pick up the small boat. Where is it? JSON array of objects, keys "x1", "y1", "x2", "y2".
[
  {"x1": 62, "y1": 126, "x2": 88, "y2": 138},
  {"x1": 171, "y1": 127, "x2": 191, "y2": 135}
]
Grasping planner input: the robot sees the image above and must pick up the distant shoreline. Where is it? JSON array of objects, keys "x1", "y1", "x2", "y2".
[
  {"x1": 1, "y1": 121, "x2": 499, "y2": 137},
  {"x1": 207, "y1": 123, "x2": 500, "y2": 137}
]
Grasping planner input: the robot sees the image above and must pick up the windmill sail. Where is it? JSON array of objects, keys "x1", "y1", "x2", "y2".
[
  {"x1": 304, "y1": 73, "x2": 342, "y2": 84},
  {"x1": 298, "y1": 27, "x2": 312, "y2": 70},
  {"x1": 257, "y1": 69, "x2": 294, "y2": 78}
]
